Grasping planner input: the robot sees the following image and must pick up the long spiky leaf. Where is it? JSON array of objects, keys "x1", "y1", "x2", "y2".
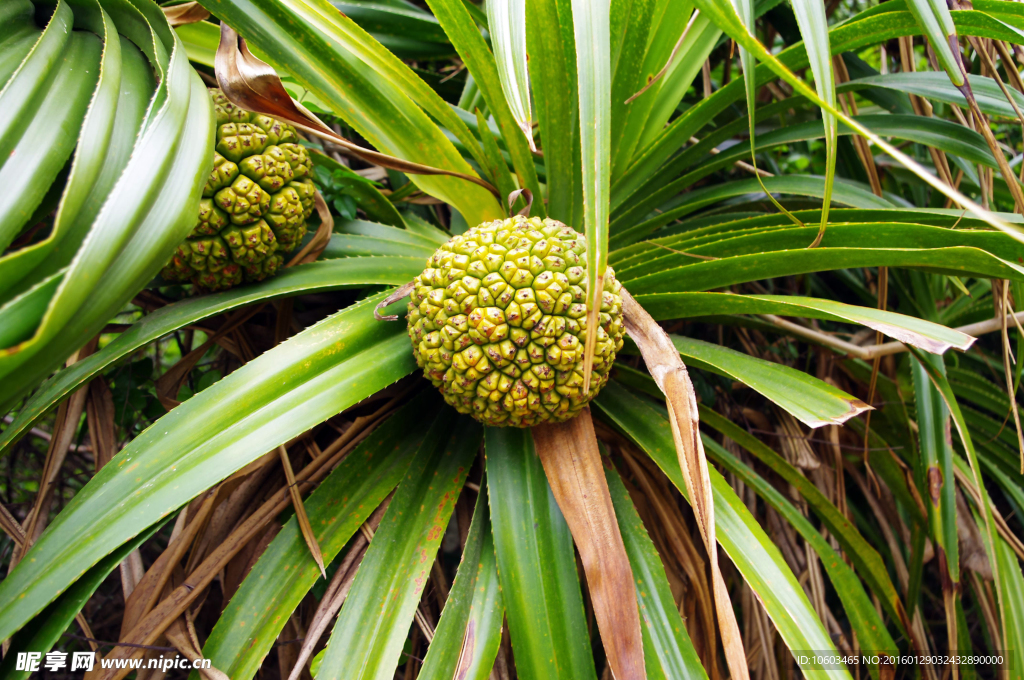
[
  {"x1": 486, "y1": 0, "x2": 534, "y2": 149},
  {"x1": 574, "y1": 0, "x2": 612, "y2": 394}
]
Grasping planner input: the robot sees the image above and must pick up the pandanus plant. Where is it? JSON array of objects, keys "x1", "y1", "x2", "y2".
[{"x1": 1, "y1": 0, "x2": 1024, "y2": 677}]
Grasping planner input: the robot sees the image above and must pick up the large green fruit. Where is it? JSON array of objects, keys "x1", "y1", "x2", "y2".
[
  {"x1": 162, "y1": 90, "x2": 315, "y2": 290},
  {"x1": 408, "y1": 216, "x2": 625, "y2": 427}
]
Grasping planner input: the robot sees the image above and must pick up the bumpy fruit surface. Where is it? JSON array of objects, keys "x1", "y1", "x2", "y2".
[
  {"x1": 162, "y1": 90, "x2": 316, "y2": 290},
  {"x1": 407, "y1": 216, "x2": 625, "y2": 427}
]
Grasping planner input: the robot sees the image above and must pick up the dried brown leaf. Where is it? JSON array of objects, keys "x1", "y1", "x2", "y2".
[
  {"x1": 956, "y1": 489, "x2": 992, "y2": 579},
  {"x1": 957, "y1": 47, "x2": 1024, "y2": 213},
  {"x1": 533, "y1": 410, "x2": 645, "y2": 680},
  {"x1": 0, "y1": 502, "x2": 25, "y2": 547},
  {"x1": 81, "y1": 374, "x2": 144, "y2": 611},
  {"x1": 994, "y1": 280, "x2": 1024, "y2": 473},
  {"x1": 452, "y1": 619, "x2": 477, "y2": 679},
  {"x1": 154, "y1": 340, "x2": 212, "y2": 411},
  {"x1": 773, "y1": 411, "x2": 820, "y2": 471},
  {"x1": 490, "y1": 626, "x2": 513, "y2": 680},
  {"x1": 192, "y1": 453, "x2": 279, "y2": 575},
  {"x1": 620, "y1": 289, "x2": 749, "y2": 680},
  {"x1": 16, "y1": 338, "x2": 98, "y2": 558},
  {"x1": 120, "y1": 551, "x2": 146, "y2": 602},
  {"x1": 94, "y1": 493, "x2": 294, "y2": 679},
  {"x1": 161, "y1": 1, "x2": 210, "y2": 27},
  {"x1": 120, "y1": 488, "x2": 220, "y2": 638},
  {"x1": 223, "y1": 524, "x2": 281, "y2": 602},
  {"x1": 275, "y1": 298, "x2": 295, "y2": 346},
  {"x1": 86, "y1": 377, "x2": 117, "y2": 470},
  {"x1": 214, "y1": 24, "x2": 498, "y2": 198},
  {"x1": 506, "y1": 188, "x2": 533, "y2": 216},
  {"x1": 279, "y1": 445, "x2": 326, "y2": 578},
  {"x1": 165, "y1": 618, "x2": 229, "y2": 680},
  {"x1": 953, "y1": 464, "x2": 1024, "y2": 562}
]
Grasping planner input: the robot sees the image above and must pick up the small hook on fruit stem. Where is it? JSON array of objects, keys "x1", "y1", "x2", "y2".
[
  {"x1": 507, "y1": 188, "x2": 533, "y2": 217},
  {"x1": 374, "y1": 280, "x2": 416, "y2": 321}
]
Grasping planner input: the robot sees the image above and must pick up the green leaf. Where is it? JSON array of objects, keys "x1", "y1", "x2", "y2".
[
  {"x1": 906, "y1": 347, "x2": 1009, "y2": 646},
  {"x1": 0, "y1": 38, "x2": 211, "y2": 413},
  {"x1": 613, "y1": 220, "x2": 1024, "y2": 276},
  {"x1": 981, "y1": 517, "x2": 1024, "y2": 680},
  {"x1": 839, "y1": 72, "x2": 1024, "y2": 119},
  {"x1": 702, "y1": 437, "x2": 898, "y2": 675},
  {"x1": 948, "y1": 366, "x2": 1024, "y2": 427},
  {"x1": 955, "y1": 6, "x2": 1024, "y2": 45},
  {"x1": 0, "y1": 2, "x2": 38, "y2": 88},
  {"x1": 321, "y1": 232, "x2": 438, "y2": 258},
  {"x1": 634, "y1": 12, "x2": 720, "y2": 154},
  {"x1": 595, "y1": 382, "x2": 852, "y2": 679},
  {"x1": 0, "y1": 31, "x2": 157, "y2": 302},
  {"x1": 485, "y1": 0, "x2": 534, "y2": 147},
  {"x1": 485, "y1": 427, "x2": 598, "y2": 680},
  {"x1": 911, "y1": 353, "x2": 960, "y2": 585},
  {"x1": 476, "y1": 107, "x2": 521, "y2": 206},
  {"x1": 607, "y1": 0, "x2": 657, "y2": 179},
  {"x1": 0, "y1": 29, "x2": 99, "y2": 254},
  {"x1": 573, "y1": 0, "x2": 613, "y2": 383},
  {"x1": 526, "y1": 0, "x2": 582, "y2": 226},
  {"x1": 610, "y1": 175, "x2": 892, "y2": 246},
  {"x1": 0, "y1": 258, "x2": 423, "y2": 457},
  {"x1": 621, "y1": 245, "x2": 1024, "y2": 295},
  {"x1": 421, "y1": 0, "x2": 544, "y2": 214},
  {"x1": 665, "y1": 335, "x2": 869, "y2": 427},
  {"x1": 0, "y1": 8, "x2": 215, "y2": 412},
  {"x1": 612, "y1": 97, "x2": 784, "y2": 217},
  {"x1": 403, "y1": 212, "x2": 453, "y2": 244},
  {"x1": 605, "y1": 466, "x2": 708, "y2": 680},
  {"x1": 902, "y1": 0, "x2": 964, "y2": 86},
  {"x1": 787, "y1": 0, "x2": 838, "y2": 241},
  {"x1": 0, "y1": 1, "x2": 74, "y2": 164},
  {"x1": 732, "y1": 0, "x2": 767, "y2": 214},
  {"x1": 0, "y1": 521, "x2": 164, "y2": 680},
  {"x1": 0, "y1": 292, "x2": 417, "y2": 641},
  {"x1": 697, "y1": 409, "x2": 907, "y2": 639},
  {"x1": 613, "y1": 207, "x2": 1021, "y2": 258},
  {"x1": 174, "y1": 20, "x2": 218, "y2": 66},
  {"x1": 613, "y1": 6, "x2": 1024, "y2": 205},
  {"x1": 317, "y1": 415, "x2": 479, "y2": 679},
  {"x1": 418, "y1": 484, "x2": 505, "y2": 680},
  {"x1": 0, "y1": 272, "x2": 63, "y2": 352},
  {"x1": 335, "y1": 219, "x2": 440, "y2": 249},
  {"x1": 615, "y1": 113, "x2": 1008, "y2": 225},
  {"x1": 197, "y1": 393, "x2": 443, "y2": 680},
  {"x1": 631, "y1": 292, "x2": 975, "y2": 354},
  {"x1": 334, "y1": 1, "x2": 456, "y2": 57}
]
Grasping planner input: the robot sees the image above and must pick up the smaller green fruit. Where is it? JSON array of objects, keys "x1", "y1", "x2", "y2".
[{"x1": 162, "y1": 89, "x2": 316, "y2": 291}]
